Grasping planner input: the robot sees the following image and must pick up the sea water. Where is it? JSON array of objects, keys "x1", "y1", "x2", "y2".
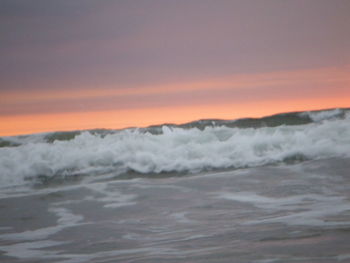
[{"x1": 0, "y1": 108, "x2": 350, "y2": 262}]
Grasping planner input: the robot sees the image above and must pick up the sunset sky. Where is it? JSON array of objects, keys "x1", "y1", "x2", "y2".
[{"x1": 0, "y1": 0, "x2": 349, "y2": 136}]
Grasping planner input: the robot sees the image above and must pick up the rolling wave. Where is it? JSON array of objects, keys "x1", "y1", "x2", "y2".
[{"x1": 0, "y1": 108, "x2": 349, "y2": 188}]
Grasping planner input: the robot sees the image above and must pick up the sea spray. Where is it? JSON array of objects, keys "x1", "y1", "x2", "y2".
[{"x1": 0, "y1": 108, "x2": 349, "y2": 188}]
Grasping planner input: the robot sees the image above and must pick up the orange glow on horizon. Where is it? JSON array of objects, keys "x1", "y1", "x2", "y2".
[
  {"x1": 1, "y1": 96, "x2": 349, "y2": 137},
  {"x1": 1, "y1": 66, "x2": 349, "y2": 136}
]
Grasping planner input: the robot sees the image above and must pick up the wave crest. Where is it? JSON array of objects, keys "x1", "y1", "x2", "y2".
[{"x1": 0, "y1": 109, "x2": 349, "y2": 188}]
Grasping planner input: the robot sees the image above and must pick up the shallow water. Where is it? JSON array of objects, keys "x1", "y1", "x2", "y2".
[{"x1": 1, "y1": 157, "x2": 350, "y2": 263}]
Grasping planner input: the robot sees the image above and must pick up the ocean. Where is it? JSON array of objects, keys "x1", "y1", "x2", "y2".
[{"x1": 0, "y1": 108, "x2": 350, "y2": 263}]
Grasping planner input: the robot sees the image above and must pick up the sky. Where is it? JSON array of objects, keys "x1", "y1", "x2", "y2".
[{"x1": 0, "y1": 0, "x2": 349, "y2": 136}]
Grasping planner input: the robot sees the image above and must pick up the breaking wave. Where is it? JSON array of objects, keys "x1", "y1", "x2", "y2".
[{"x1": 0, "y1": 108, "x2": 349, "y2": 187}]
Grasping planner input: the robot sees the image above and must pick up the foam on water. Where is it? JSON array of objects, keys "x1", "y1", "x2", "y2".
[
  {"x1": 217, "y1": 192, "x2": 350, "y2": 226},
  {"x1": 0, "y1": 207, "x2": 84, "y2": 241},
  {"x1": 299, "y1": 108, "x2": 345, "y2": 122},
  {"x1": 0, "y1": 109, "x2": 349, "y2": 188}
]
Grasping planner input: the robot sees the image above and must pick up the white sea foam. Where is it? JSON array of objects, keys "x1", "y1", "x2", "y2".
[
  {"x1": 0, "y1": 113, "x2": 349, "y2": 188},
  {"x1": 83, "y1": 182, "x2": 137, "y2": 208},
  {"x1": 0, "y1": 207, "x2": 84, "y2": 241},
  {"x1": 0, "y1": 240, "x2": 66, "y2": 260},
  {"x1": 300, "y1": 108, "x2": 344, "y2": 122},
  {"x1": 218, "y1": 191, "x2": 350, "y2": 226}
]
